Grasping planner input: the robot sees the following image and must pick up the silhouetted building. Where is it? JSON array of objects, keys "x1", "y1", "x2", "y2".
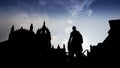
[
  {"x1": 0, "y1": 19, "x2": 119, "y2": 66},
  {"x1": 88, "y1": 19, "x2": 120, "y2": 66}
]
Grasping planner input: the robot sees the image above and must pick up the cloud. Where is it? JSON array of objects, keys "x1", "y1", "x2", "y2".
[
  {"x1": 51, "y1": 35, "x2": 59, "y2": 48},
  {"x1": 86, "y1": 9, "x2": 92, "y2": 16},
  {"x1": 0, "y1": 0, "x2": 95, "y2": 17},
  {"x1": 65, "y1": 27, "x2": 72, "y2": 34},
  {"x1": 68, "y1": 19, "x2": 74, "y2": 24},
  {"x1": 38, "y1": 0, "x2": 95, "y2": 16},
  {"x1": 68, "y1": 0, "x2": 95, "y2": 17}
]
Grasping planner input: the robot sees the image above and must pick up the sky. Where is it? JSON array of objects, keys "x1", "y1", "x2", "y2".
[{"x1": 0, "y1": 0, "x2": 120, "y2": 51}]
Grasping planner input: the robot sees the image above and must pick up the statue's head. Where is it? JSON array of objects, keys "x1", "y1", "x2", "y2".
[{"x1": 72, "y1": 26, "x2": 76, "y2": 30}]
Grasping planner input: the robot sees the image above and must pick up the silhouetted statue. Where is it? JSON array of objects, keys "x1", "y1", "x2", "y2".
[{"x1": 68, "y1": 26, "x2": 83, "y2": 62}]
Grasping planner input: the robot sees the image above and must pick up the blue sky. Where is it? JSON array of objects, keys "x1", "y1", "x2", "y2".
[{"x1": 0, "y1": 0, "x2": 120, "y2": 51}]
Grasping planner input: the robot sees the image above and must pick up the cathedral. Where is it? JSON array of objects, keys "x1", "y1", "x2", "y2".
[{"x1": 0, "y1": 21, "x2": 67, "y2": 66}]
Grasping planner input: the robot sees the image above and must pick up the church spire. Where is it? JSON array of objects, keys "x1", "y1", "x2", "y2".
[
  {"x1": 10, "y1": 25, "x2": 15, "y2": 34},
  {"x1": 57, "y1": 45, "x2": 61, "y2": 50},
  {"x1": 42, "y1": 20, "x2": 46, "y2": 29},
  {"x1": 9, "y1": 25, "x2": 15, "y2": 40},
  {"x1": 43, "y1": 20, "x2": 45, "y2": 26},
  {"x1": 30, "y1": 23, "x2": 33, "y2": 32}
]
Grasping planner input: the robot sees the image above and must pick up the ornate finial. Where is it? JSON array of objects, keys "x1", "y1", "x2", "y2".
[
  {"x1": 44, "y1": 20, "x2": 45, "y2": 26},
  {"x1": 21, "y1": 26, "x2": 23, "y2": 29},
  {"x1": 42, "y1": 20, "x2": 46, "y2": 29}
]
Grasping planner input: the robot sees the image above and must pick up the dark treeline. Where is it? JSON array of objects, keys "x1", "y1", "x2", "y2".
[{"x1": 0, "y1": 20, "x2": 120, "y2": 67}]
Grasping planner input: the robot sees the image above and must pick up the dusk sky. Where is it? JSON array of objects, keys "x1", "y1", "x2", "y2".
[{"x1": 0, "y1": 0, "x2": 120, "y2": 51}]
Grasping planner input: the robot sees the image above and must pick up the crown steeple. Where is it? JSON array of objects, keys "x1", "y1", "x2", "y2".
[{"x1": 30, "y1": 23, "x2": 33, "y2": 32}]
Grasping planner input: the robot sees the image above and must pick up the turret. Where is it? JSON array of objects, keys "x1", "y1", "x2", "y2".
[
  {"x1": 10, "y1": 25, "x2": 15, "y2": 34},
  {"x1": 9, "y1": 25, "x2": 15, "y2": 40},
  {"x1": 57, "y1": 45, "x2": 61, "y2": 50},
  {"x1": 42, "y1": 20, "x2": 46, "y2": 29},
  {"x1": 30, "y1": 23, "x2": 33, "y2": 32}
]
